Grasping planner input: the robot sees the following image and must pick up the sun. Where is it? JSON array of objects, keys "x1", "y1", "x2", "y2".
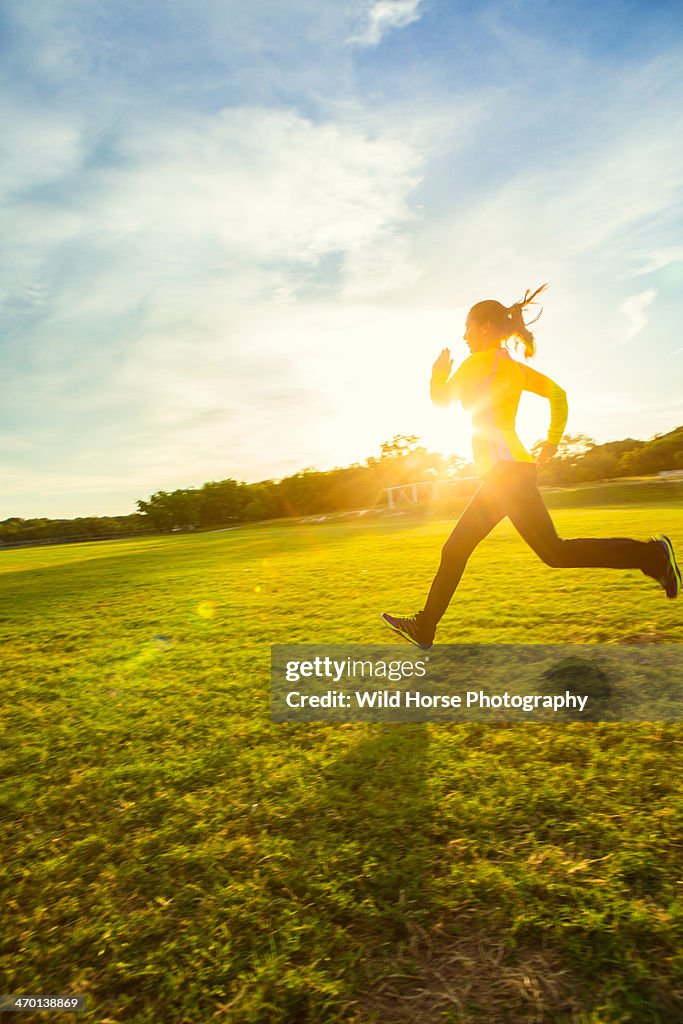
[
  {"x1": 515, "y1": 392, "x2": 553, "y2": 454},
  {"x1": 419, "y1": 404, "x2": 472, "y2": 465}
]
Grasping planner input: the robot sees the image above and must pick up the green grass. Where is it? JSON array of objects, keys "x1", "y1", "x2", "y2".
[
  {"x1": 542, "y1": 478, "x2": 683, "y2": 508},
  {"x1": 1, "y1": 508, "x2": 682, "y2": 1023}
]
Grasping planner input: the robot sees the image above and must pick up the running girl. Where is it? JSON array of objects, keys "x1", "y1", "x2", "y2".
[{"x1": 382, "y1": 284, "x2": 681, "y2": 650}]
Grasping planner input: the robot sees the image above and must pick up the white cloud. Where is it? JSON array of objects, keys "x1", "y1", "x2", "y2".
[
  {"x1": 632, "y1": 248, "x2": 683, "y2": 276},
  {"x1": 0, "y1": 100, "x2": 427, "y2": 361},
  {"x1": 1, "y1": 105, "x2": 423, "y2": 304},
  {"x1": 350, "y1": 1, "x2": 424, "y2": 46},
  {"x1": 0, "y1": 101, "x2": 429, "y2": 512},
  {"x1": 105, "y1": 107, "x2": 422, "y2": 267},
  {"x1": 613, "y1": 289, "x2": 657, "y2": 347}
]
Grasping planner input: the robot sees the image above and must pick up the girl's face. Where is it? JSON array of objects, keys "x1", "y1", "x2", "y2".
[{"x1": 464, "y1": 313, "x2": 495, "y2": 353}]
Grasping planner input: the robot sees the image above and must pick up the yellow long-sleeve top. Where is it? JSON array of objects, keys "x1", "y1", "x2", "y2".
[{"x1": 431, "y1": 346, "x2": 568, "y2": 478}]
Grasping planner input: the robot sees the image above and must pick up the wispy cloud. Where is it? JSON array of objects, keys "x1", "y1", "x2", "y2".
[
  {"x1": 613, "y1": 289, "x2": 658, "y2": 347},
  {"x1": 349, "y1": 1, "x2": 424, "y2": 46}
]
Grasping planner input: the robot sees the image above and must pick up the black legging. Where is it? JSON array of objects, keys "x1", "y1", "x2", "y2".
[{"x1": 421, "y1": 460, "x2": 661, "y2": 630}]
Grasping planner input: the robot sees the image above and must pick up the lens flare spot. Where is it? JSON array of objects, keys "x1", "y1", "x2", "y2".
[
  {"x1": 197, "y1": 601, "x2": 217, "y2": 619},
  {"x1": 254, "y1": 585, "x2": 262, "y2": 593}
]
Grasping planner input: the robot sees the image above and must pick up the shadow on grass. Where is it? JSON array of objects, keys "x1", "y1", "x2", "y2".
[
  {"x1": 239, "y1": 723, "x2": 435, "y2": 1023},
  {"x1": 305, "y1": 724, "x2": 433, "y2": 943},
  {"x1": 298, "y1": 725, "x2": 580, "y2": 1024}
]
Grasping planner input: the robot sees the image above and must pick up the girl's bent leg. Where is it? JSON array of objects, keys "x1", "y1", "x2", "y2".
[
  {"x1": 420, "y1": 482, "x2": 506, "y2": 632},
  {"x1": 504, "y1": 470, "x2": 662, "y2": 573}
]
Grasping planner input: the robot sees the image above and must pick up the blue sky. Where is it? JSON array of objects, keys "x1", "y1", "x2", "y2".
[{"x1": 2, "y1": 0, "x2": 683, "y2": 517}]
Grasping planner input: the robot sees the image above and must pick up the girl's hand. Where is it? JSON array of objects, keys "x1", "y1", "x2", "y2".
[
  {"x1": 536, "y1": 443, "x2": 558, "y2": 467},
  {"x1": 433, "y1": 348, "x2": 453, "y2": 376}
]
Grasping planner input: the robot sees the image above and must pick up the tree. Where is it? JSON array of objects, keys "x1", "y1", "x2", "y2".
[
  {"x1": 533, "y1": 433, "x2": 597, "y2": 485},
  {"x1": 531, "y1": 433, "x2": 596, "y2": 463},
  {"x1": 242, "y1": 483, "x2": 280, "y2": 521},
  {"x1": 197, "y1": 479, "x2": 250, "y2": 526},
  {"x1": 378, "y1": 434, "x2": 421, "y2": 460}
]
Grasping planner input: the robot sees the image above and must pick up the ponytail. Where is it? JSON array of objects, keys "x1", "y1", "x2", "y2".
[
  {"x1": 468, "y1": 284, "x2": 549, "y2": 359},
  {"x1": 505, "y1": 283, "x2": 549, "y2": 359}
]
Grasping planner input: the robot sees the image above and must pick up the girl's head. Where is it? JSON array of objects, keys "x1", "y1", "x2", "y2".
[{"x1": 464, "y1": 283, "x2": 548, "y2": 359}]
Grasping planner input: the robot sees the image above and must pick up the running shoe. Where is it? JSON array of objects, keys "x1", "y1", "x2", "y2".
[
  {"x1": 381, "y1": 612, "x2": 434, "y2": 650},
  {"x1": 652, "y1": 535, "x2": 681, "y2": 599}
]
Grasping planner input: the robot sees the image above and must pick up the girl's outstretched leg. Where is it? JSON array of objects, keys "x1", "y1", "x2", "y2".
[{"x1": 502, "y1": 465, "x2": 678, "y2": 593}]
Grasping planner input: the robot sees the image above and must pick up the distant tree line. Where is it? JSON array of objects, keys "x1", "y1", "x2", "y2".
[
  {"x1": 135, "y1": 435, "x2": 456, "y2": 530},
  {"x1": 0, "y1": 514, "x2": 150, "y2": 546},
  {"x1": 534, "y1": 427, "x2": 683, "y2": 485},
  {"x1": 1, "y1": 427, "x2": 681, "y2": 543}
]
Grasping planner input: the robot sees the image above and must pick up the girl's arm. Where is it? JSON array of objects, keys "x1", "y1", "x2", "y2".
[{"x1": 523, "y1": 364, "x2": 568, "y2": 449}]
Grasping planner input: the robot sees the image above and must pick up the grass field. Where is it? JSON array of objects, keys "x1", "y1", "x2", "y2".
[{"x1": 2, "y1": 503, "x2": 683, "y2": 1023}]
